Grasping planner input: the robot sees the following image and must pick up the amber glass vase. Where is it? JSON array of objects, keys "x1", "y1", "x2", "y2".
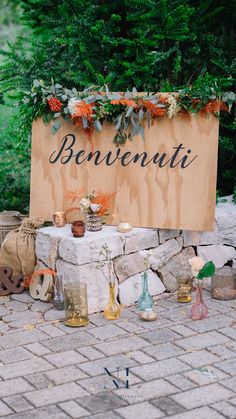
[
  {"x1": 104, "y1": 282, "x2": 120, "y2": 320},
  {"x1": 191, "y1": 283, "x2": 208, "y2": 320}
]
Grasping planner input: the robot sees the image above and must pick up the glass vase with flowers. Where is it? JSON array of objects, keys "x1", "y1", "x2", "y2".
[
  {"x1": 189, "y1": 257, "x2": 215, "y2": 320},
  {"x1": 79, "y1": 191, "x2": 113, "y2": 231}
]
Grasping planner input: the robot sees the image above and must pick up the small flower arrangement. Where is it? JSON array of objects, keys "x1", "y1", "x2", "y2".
[
  {"x1": 188, "y1": 256, "x2": 216, "y2": 321},
  {"x1": 79, "y1": 191, "x2": 113, "y2": 217},
  {"x1": 189, "y1": 256, "x2": 216, "y2": 281}
]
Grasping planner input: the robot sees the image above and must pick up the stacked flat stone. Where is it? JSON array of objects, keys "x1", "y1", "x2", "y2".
[{"x1": 35, "y1": 196, "x2": 236, "y2": 313}]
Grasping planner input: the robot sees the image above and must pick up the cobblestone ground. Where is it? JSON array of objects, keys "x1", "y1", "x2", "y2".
[{"x1": 0, "y1": 290, "x2": 235, "y2": 418}]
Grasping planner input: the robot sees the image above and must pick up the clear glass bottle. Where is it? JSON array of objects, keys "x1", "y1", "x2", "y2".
[
  {"x1": 53, "y1": 275, "x2": 64, "y2": 310},
  {"x1": 104, "y1": 282, "x2": 120, "y2": 320},
  {"x1": 137, "y1": 271, "x2": 154, "y2": 311}
]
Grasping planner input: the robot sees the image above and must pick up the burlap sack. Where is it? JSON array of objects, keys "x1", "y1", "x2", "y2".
[{"x1": 0, "y1": 217, "x2": 44, "y2": 275}]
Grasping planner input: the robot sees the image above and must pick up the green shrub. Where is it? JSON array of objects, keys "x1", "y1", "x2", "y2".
[{"x1": 0, "y1": 110, "x2": 30, "y2": 213}]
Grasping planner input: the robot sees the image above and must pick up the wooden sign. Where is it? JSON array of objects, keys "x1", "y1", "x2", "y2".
[
  {"x1": 29, "y1": 272, "x2": 54, "y2": 301},
  {"x1": 30, "y1": 115, "x2": 219, "y2": 230}
]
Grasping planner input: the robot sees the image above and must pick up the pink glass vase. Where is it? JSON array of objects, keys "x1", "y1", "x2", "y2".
[{"x1": 191, "y1": 283, "x2": 208, "y2": 320}]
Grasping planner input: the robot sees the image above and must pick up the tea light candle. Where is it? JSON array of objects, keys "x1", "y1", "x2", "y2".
[
  {"x1": 117, "y1": 222, "x2": 133, "y2": 233},
  {"x1": 138, "y1": 308, "x2": 157, "y2": 321}
]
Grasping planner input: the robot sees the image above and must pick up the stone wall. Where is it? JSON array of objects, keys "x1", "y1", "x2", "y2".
[{"x1": 35, "y1": 197, "x2": 236, "y2": 314}]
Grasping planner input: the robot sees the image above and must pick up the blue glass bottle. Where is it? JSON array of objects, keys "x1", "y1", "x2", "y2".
[{"x1": 137, "y1": 271, "x2": 154, "y2": 310}]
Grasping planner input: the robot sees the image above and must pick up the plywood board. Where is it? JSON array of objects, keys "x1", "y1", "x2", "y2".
[{"x1": 30, "y1": 114, "x2": 219, "y2": 230}]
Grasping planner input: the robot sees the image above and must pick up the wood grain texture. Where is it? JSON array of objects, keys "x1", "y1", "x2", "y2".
[{"x1": 30, "y1": 114, "x2": 219, "y2": 230}]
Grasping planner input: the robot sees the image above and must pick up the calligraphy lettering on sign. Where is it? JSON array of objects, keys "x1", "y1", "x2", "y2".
[
  {"x1": 0, "y1": 267, "x2": 24, "y2": 296},
  {"x1": 49, "y1": 134, "x2": 198, "y2": 169}
]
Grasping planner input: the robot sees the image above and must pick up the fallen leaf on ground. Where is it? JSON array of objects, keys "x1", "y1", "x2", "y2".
[
  {"x1": 125, "y1": 352, "x2": 132, "y2": 358},
  {"x1": 24, "y1": 324, "x2": 35, "y2": 331}
]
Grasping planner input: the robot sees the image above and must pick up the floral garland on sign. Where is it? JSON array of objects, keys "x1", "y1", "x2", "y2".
[{"x1": 22, "y1": 80, "x2": 234, "y2": 146}]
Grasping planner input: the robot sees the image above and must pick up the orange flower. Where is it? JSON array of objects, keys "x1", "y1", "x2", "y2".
[
  {"x1": 140, "y1": 99, "x2": 166, "y2": 117},
  {"x1": 158, "y1": 93, "x2": 169, "y2": 103},
  {"x1": 201, "y1": 100, "x2": 228, "y2": 114},
  {"x1": 66, "y1": 189, "x2": 84, "y2": 204},
  {"x1": 48, "y1": 97, "x2": 62, "y2": 112},
  {"x1": 110, "y1": 98, "x2": 137, "y2": 107},
  {"x1": 71, "y1": 101, "x2": 95, "y2": 150},
  {"x1": 72, "y1": 101, "x2": 94, "y2": 119},
  {"x1": 92, "y1": 192, "x2": 115, "y2": 216},
  {"x1": 219, "y1": 101, "x2": 229, "y2": 112}
]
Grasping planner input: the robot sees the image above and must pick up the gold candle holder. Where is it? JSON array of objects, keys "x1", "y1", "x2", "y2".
[
  {"x1": 64, "y1": 282, "x2": 89, "y2": 327},
  {"x1": 177, "y1": 276, "x2": 192, "y2": 303},
  {"x1": 53, "y1": 211, "x2": 66, "y2": 227}
]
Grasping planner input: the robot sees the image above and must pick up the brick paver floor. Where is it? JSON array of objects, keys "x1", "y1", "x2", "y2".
[{"x1": 0, "y1": 290, "x2": 235, "y2": 418}]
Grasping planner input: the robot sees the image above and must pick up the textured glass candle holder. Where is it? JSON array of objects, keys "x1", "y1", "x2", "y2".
[
  {"x1": 85, "y1": 214, "x2": 102, "y2": 231},
  {"x1": 177, "y1": 276, "x2": 192, "y2": 303},
  {"x1": 64, "y1": 282, "x2": 89, "y2": 327},
  {"x1": 211, "y1": 267, "x2": 236, "y2": 300}
]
